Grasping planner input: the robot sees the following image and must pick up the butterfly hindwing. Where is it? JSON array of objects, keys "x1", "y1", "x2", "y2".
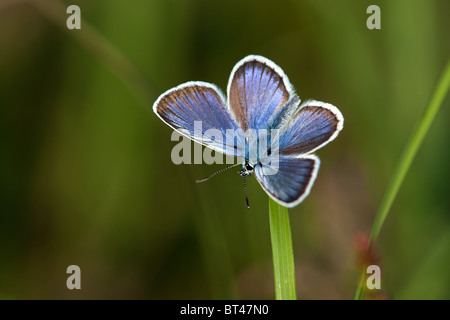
[{"x1": 254, "y1": 154, "x2": 320, "y2": 207}]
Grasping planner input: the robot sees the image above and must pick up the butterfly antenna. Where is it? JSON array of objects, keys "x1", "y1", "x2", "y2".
[
  {"x1": 243, "y1": 175, "x2": 250, "y2": 209},
  {"x1": 196, "y1": 163, "x2": 241, "y2": 183}
]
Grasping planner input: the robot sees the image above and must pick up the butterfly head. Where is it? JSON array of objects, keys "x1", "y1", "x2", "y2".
[{"x1": 239, "y1": 161, "x2": 254, "y2": 177}]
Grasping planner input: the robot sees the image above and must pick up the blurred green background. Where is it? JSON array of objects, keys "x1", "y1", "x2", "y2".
[{"x1": 1, "y1": 0, "x2": 449, "y2": 299}]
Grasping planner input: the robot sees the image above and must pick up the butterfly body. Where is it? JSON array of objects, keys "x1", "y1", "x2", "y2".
[
  {"x1": 153, "y1": 55, "x2": 343, "y2": 208},
  {"x1": 239, "y1": 162, "x2": 254, "y2": 177}
]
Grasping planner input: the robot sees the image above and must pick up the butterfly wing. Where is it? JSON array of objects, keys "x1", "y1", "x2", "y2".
[
  {"x1": 153, "y1": 81, "x2": 245, "y2": 157},
  {"x1": 227, "y1": 56, "x2": 343, "y2": 156},
  {"x1": 255, "y1": 100, "x2": 343, "y2": 207},
  {"x1": 228, "y1": 57, "x2": 343, "y2": 207},
  {"x1": 278, "y1": 100, "x2": 344, "y2": 156},
  {"x1": 254, "y1": 154, "x2": 320, "y2": 208},
  {"x1": 227, "y1": 55, "x2": 299, "y2": 132}
]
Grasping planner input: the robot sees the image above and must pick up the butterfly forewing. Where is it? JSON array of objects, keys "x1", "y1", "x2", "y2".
[
  {"x1": 227, "y1": 56, "x2": 296, "y2": 133},
  {"x1": 278, "y1": 100, "x2": 344, "y2": 156},
  {"x1": 153, "y1": 82, "x2": 245, "y2": 157}
]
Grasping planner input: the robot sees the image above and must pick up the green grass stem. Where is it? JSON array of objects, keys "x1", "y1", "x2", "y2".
[
  {"x1": 355, "y1": 58, "x2": 450, "y2": 300},
  {"x1": 269, "y1": 198, "x2": 297, "y2": 300}
]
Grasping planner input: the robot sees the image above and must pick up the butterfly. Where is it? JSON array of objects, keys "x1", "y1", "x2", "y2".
[{"x1": 153, "y1": 55, "x2": 343, "y2": 208}]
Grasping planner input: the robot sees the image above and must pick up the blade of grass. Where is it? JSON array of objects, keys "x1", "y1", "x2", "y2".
[
  {"x1": 355, "y1": 58, "x2": 450, "y2": 300},
  {"x1": 269, "y1": 198, "x2": 297, "y2": 300}
]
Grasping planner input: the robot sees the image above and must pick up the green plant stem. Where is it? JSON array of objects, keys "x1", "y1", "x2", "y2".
[
  {"x1": 355, "y1": 58, "x2": 450, "y2": 300},
  {"x1": 269, "y1": 198, "x2": 297, "y2": 300}
]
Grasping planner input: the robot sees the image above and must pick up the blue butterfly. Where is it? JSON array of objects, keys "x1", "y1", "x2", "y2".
[{"x1": 153, "y1": 55, "x2": 343, "y2": 208}]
